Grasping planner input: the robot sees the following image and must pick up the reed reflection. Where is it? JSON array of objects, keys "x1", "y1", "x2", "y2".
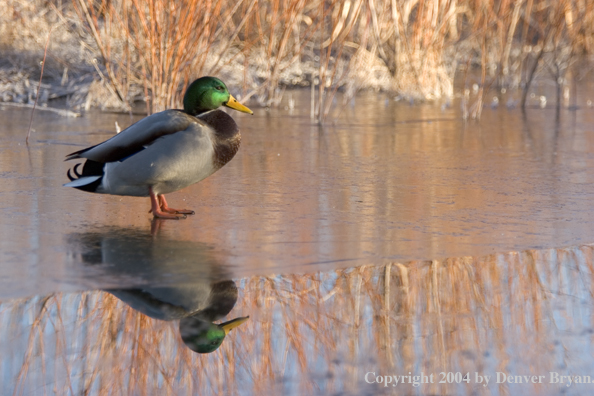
[
  {"x1": 3, "y1": 243, "x2": 594, "y2": 395},
  {"x1": 69, "y1": 220, "x2": 249, "y2": 354}
]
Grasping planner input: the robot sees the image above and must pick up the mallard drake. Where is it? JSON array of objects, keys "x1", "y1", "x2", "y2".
[
  {"x1": 108, "y1": 281, "x2": 249, "y2": 354},
  {"x1": 68, "y1": 224, "x2": 249, "y2": 353},
  {"x1": 64, "y1": 76, "x2": 253, "y2": 219}
]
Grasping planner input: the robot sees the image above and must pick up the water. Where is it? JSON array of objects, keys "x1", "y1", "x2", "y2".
[{"x1": 1, "y1": 87, "x2": 594, "y2": 395}]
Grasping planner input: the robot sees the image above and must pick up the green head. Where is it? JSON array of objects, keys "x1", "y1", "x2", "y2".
[
  {"x1": 183, "y1": 76, "x2": 253, "y2": 116},
  {"x1": 180, "y1": 316, "x2": 249, "y2": 354}
]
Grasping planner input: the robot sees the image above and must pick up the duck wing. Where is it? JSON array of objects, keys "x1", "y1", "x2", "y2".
[
  {"x1": 106, "y1": 283, "x2": 218, "y2": 321},
  {"x1": 106, "y1": 288, "x2": 192, "y2": 320},
  {"x1": 65, "y1": 110, "x2": 198, "y2": 163}
]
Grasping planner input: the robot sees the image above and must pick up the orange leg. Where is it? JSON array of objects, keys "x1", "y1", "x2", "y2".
[
  {"x1": 148, "y1": 188, "x2": 187, "y2": 219},
  {"x1": 158, "y1": 195, "x2": 195, "y2": 215}
]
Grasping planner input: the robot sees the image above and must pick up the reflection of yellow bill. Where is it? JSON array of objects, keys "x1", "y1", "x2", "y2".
[
  {"x1": 225, "y1": 95, "x2": 253, "y2": 115},
  {"x1": 221, "y1": 316, "x2": 250, "y2": 335}
]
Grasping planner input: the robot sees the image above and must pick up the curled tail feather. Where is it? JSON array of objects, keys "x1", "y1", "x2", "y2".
[{"x1": 64, "y1": 160, "x2": 105, "y2": 192}]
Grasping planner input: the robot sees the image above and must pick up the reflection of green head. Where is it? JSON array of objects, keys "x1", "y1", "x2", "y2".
[{"x1": 180, "y1": 316, "x2": 249, "y2": 354}]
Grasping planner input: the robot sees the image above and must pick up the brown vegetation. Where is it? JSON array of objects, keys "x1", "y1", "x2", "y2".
[
  {"x1": 3, "y1": 244, "x2": 594, "y2": 395},
  {"x1": 1, "y1": 0, "x2": 593, "y2": 121}
]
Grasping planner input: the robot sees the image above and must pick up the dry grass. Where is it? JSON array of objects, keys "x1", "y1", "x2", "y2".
[
  {"x1": 2, "y1": 244, "x2": 594, "y2": 395},
  {"x1": 1, "y1": 0, "x2": 594, "y2": 121}
]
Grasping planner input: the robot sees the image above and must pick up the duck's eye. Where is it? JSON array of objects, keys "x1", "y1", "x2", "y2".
[{"x1": 215, "y1": 86, "x2": 224, "y2": 91}]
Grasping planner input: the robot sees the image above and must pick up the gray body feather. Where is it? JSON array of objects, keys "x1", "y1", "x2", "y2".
[{"x1": 65, "y1": 110, "x2": 239, "y2": 197}]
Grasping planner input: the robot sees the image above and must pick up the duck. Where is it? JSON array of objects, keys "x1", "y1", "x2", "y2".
[
  {"x1": 64, "y1": 76, "x2": 253, "y2": 219},
  {"x1": 107, "y1": 281, "x2": 249, "y2": 354},
  {"x1": 68, "y1": 223, "x2": 249, "y2": 353}
]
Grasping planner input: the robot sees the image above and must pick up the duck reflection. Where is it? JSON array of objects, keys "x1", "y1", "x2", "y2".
[
  {"x1": 67, "y1": 220, "x2": 248, "y2": 354},
  {"x1": 108, "y1": 282, "x2": 248, "y2": 353}
]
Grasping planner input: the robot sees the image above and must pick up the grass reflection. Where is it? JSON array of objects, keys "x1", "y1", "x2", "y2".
[{"x1": 3, "y1": 245, "x2": 594, "y2": 395}]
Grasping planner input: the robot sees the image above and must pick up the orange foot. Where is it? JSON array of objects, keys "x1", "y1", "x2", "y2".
[
  {"x1": 158, "y1": 194, "x2": 195, "y2": 215},
  {"x1": 148, "y1": 189, "x2": 194, "y2": 219}
]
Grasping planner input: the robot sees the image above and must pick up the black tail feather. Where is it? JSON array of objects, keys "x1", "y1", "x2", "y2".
[
  {"x1": 82, "y1": 160, "x2": 105, "y2": 177},
  {"x1": 67, "y1": 163, "x2": 84, "y2": 181},
  {"x1": 74, "y1": 163, "x2": 83, "y2": 177},
  {"x1": 66, "y1": 160, "x2": 105, "y2": 192}
]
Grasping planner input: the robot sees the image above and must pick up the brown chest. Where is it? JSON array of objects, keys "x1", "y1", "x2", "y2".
[{"x1": 213, "y1": 133, "x2": 241, "y2": 169}]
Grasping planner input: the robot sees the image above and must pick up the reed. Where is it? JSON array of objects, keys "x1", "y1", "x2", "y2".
[
  {"x1": 72, "y1": 0, "x2": 257, "y2": 114},
  {"x1": 519, "y1": 0, "x2": 587, "y2": 111},
  {"x1": 2, "y1": 244, "x2": 594, "y2": 395},
  {"x1": 3, "y1": 0, "x2": 594, "y2": 120}
]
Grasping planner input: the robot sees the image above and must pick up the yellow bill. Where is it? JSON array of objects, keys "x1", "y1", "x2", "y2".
[
  {"x1": 225, "y1": 95, "x2": 253, "y2": 115},
  {"x1": 221, "y1": 316, "x2": 250, "y2": 335}
]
